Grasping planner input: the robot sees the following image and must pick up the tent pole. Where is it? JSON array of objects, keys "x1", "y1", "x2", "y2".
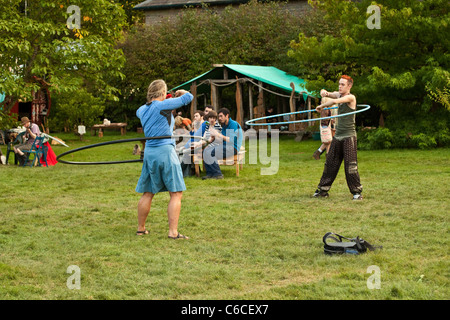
[
  {"x1": 235, "y1": 77, "x2": 244, "y2": 128},
  {"x1": 190, "y1": 81, "x2": 197, "y2": 118},
  {"x1": 289, "y1": 82, "x2": 296, "y2": 132},
  {"x1": 211, "y1": 83, "x2": 219, "y2": 111},
  {"x1": 307, "y1": 96, "x2": 312, "y2": 126},
  {"x1": 248, "y1": 84, "x2": 253, "y2": 120}
]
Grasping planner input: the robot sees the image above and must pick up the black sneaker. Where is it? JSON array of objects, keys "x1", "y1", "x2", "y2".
[
  {"x1": 312, "y1": 189, "x2": 329, "y2": 198},
  {"x1": 202, "y1": 175, "x2": 224, "y2": 180},
  {"x1": 352, "y1": 193, "x2": 363, "y2": 201}
]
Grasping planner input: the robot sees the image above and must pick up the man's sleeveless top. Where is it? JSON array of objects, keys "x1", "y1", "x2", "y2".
[{"x1": 334, "y1": 101, "x2": 356, "y2": 140}]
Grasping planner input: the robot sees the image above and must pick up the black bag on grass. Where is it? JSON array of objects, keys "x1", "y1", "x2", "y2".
[{"x1": 323, "y1": 232, "x2": 382, "y2": 255}]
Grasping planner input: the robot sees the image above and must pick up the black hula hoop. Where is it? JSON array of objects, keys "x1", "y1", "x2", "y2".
[{"x1": 56, "y1": 135, "x2": 203, "y2": 165}]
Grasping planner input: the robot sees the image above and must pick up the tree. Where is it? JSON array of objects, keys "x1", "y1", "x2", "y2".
[
  {"x1": 427, "y1": 73, "x2": 450, "y2": 110},
  {"x1": 288, "y1": 0, "x2": 450, "y2": 138},
  {"x1": 49, "y1": 87, "x2": 105, "y2": 131},
  {"x1": 107, "y1": 0, "x2": 319, "y2": 125},
  {"x1": 116, "y1": 0, "x2": 145, "y2": 26},
  {"x1": 0, "y1": 0, "x2": 127, "y2": 111}
]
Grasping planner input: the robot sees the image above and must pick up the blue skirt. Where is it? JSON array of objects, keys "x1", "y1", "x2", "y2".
[{"x1": 135, "y1": 144, "x2": 186, "y2": 194}]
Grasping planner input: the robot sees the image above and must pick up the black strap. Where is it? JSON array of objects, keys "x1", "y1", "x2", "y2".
[
  {"x1": 323, "y1": 232, "x2": 353, "y2": 245},
  {"x1": 354, "y1": 236, "x2": 363, "y2": 251}
]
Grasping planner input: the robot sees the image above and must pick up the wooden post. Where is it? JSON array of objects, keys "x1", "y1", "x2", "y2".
[
  {"x1": 248, "y1": 83, "x2": 253, "y2": 120},
  {"x1": 307, "y1": 96, "x2": 312, "y2": 127},
  {"x1": 254, "y1": 82, "x2": 265, "y2": 130},
  {"x1": 379, "y1": 113, "x2": 385, "y2": 127},
  {"x1": 277, "y1": 96, "x2": 282, "y2": 117},
  {"x1": 190, "y1": 82, "x2": 197, "y2": 119},
  {"x1": 235, "y1": 77, "x2": 244, "y2": 127},
  {"x1": 211, "y1": 82, "x2": 219, "y2": 111},
  {"x1": 282, "y1": 97, "x2": 288, "y2": 114},
  {"x1": 289, "y1": 82, "x2": 296, "y2": 132},
  {"x1": 258, "y1": 81, "x2": 265, "y2": 112}
]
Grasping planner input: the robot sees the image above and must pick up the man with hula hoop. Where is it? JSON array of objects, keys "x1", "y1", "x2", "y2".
[{"x1": 313, "y1": 75, "x2": 363, "y2": 200}]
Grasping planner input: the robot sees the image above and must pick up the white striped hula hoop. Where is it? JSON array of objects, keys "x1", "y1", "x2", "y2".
[{"x1": 245, "y1": 104, "x2": 371, "y2": 126}]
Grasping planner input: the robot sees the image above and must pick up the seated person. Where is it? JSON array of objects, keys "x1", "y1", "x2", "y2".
[
  {"x1": 177, "y1": 112, "x2": 218, "y2": 176},
  {"x1": 204, "y1": 106, "x2": 222, "y2": 131},
  {"x1": 201, "y1": 108, "x2": 243, "y2": 180},
  {"x1": 188, "y1": 110, "x2": 205, "y2": 144},
  {"x1": 174, "y1": 116, "x2": 193, "y2": 149},
  {"x1": 13, "y1": 117, "x2": 41, "y2": 165},
  {"x1": 190, "y1": 111, "x2": 219, "y2": 150},
  {"x1": 178, "y1": 110, "x2": 221, "y2": 177},
  {"x1": 192, "y1": 110, "x2": 205, "y2": 133},
  {"x1": 174, "y1": 115, "x2": 192, "y2": 132},
  {"x1": 266, "y1": 107, "x2": 276, "y2": 123},
  {"x1": 184, "y1": 109, "x2": 218, "y2": 150}
]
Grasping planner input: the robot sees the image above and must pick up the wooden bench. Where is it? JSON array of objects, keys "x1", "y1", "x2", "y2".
[
  {"x1": 91, "y1": 123, "x2": 127, "y2": 137},
  {"x1": 193, "y1": 147, "x2": 246, "y2": 177}
]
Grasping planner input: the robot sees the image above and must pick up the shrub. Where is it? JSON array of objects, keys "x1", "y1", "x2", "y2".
[
  {"x1": 410, "y1": 133, "x2": 437, "y2": 149},
  {"x1": 358, "y1": 127, "x2": 393, "y2": 150},
  {"x1": 358, "y1": 127, "x2": 450, "y2": 149},
  {"x1": 391, "y1": 130, "x2": 415, "y2": 149},
  {"x1": 435, "y1": 128, "x2": 450, "y2": 147},
  {"x1": 0, "y1": 110, "x2": 19, "y2": 130}
]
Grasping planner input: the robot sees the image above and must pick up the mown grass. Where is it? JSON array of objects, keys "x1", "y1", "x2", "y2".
[{"x1": 0, "y1": 131, "x2": 448, "y2": 300}]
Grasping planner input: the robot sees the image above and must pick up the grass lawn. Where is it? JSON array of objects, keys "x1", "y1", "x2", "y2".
[{"x1": 0, "y1": 131, "x2": 449, "y2": 300}]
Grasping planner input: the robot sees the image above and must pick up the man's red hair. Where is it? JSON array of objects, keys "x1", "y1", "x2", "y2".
[{"x1": 341, "y1": 75, "x2": 353, "y2": 85}]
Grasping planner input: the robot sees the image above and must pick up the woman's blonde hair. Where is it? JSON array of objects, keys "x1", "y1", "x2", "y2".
[{"x1": 146, "y1": 79, "x2": 167, "y2": 104}]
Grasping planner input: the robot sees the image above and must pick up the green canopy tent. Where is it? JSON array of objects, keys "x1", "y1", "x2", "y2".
[{"x1": 170, "y1": 64, "x2": 318, "y2": 129}]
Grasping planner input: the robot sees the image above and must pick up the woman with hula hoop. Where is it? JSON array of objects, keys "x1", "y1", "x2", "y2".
[
  {"x1": 135, "y1": 80, "x2": 193, "y2": 238},
  {"x1": 313, "y1": 75, "x2": 363, "y2": 200}
]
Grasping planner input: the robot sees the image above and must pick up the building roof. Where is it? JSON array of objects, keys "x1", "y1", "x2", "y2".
[
  {"x1": 134, "y1": 0, "x2": 249, "y2": 10},
  {"x1": 170, "y1": 64, "x2": 316, "y2": 99}
]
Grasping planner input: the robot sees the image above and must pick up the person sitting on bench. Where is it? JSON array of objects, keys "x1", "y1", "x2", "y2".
[{"x1": 201, "y1": 108, "x2": 243, "y2": 180}]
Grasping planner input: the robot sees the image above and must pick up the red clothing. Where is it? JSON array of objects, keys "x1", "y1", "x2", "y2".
[
  {"x1": 39, "y1": 142, "x2": 58, "y2": 166},
  {"x1": 182, "y1": 118, "x2": 192, "y2": 127}
]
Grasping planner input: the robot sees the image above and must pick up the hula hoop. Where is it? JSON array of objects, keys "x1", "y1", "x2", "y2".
[
  {"x1": 56, "y1": 135, "x2": 204, "y2": 165},
  {"x1": 245, "y1": 104, "x2": 371, "y2": 126}
]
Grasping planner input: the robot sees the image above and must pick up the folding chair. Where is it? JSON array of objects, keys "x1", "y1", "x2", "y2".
[{"x1": 22, "y1": 136, "x2": 48, "y2": 167}]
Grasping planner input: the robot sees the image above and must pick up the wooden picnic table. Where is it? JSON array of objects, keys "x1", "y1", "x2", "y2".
[{"x1": 91, "y1": 123, "x2": 127, "y2": 137}]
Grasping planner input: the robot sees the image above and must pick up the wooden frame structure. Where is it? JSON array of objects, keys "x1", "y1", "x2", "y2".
[{"x1": 170, "y1": 64, "x2": 317, "y2": 132}]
